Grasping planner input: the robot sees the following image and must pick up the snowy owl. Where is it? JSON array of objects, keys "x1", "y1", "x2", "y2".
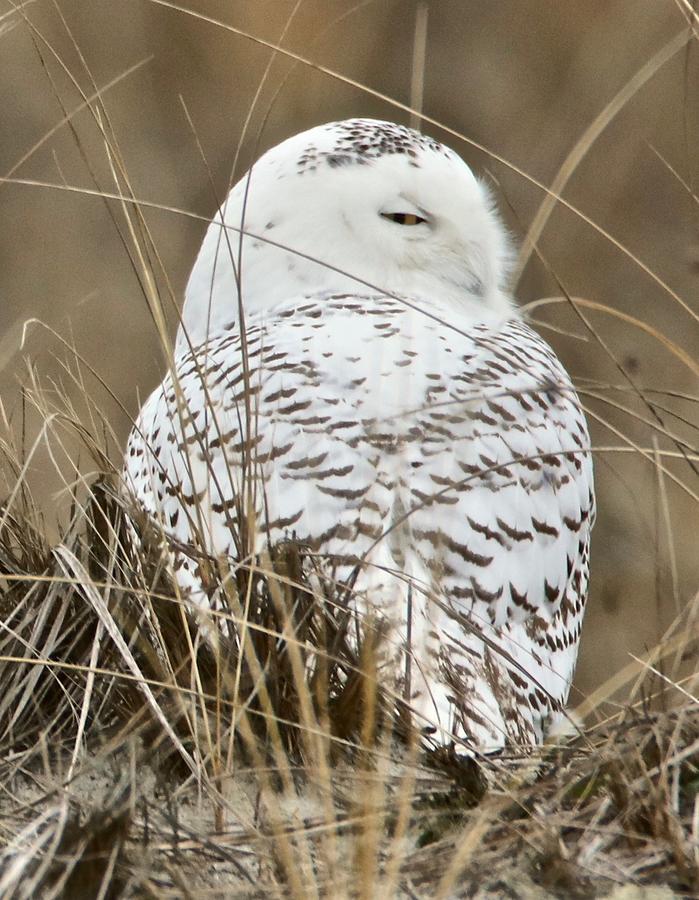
[{"x1": 124, "y1": 118, "x2": 595, "y2": 754}]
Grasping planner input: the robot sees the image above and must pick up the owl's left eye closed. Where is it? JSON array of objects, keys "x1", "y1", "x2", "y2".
[{"x1": 380, "y1": 212, "x2": 428, "y2": 226}]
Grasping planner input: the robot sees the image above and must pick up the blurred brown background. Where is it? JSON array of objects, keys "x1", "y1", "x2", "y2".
[{"x1": 1, "y1": 0, "x2": 698, "y2": 707}]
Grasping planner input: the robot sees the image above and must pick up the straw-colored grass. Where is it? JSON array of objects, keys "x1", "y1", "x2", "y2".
[{"x1": 0, "y1": 445, "x2": 696, "y2": 896}]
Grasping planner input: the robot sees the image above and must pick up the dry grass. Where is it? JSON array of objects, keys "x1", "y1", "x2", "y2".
[
  {"x1": 0, "y1": 425, "x2": 697, "y2": 897},
  {"x1": 1, "y1": 1, "x2": 699, "y2": 897}
]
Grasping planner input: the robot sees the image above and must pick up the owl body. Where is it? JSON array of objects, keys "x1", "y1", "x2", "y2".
[
  {"x1": 127, "y1": 293, "x2": 593, "y2": 750},
  {"x1": 125, "y1": 119, "x2": 594, "y2": 752}
]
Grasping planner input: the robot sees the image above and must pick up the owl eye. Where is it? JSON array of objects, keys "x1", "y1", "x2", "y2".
[{"x1": 380, "y1": 212, "x2": 428, "y2": 225}]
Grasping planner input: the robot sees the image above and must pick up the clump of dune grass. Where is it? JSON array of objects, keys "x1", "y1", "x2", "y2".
[{"x1": 0, "y1": 372, "x2": 697, "y2": 899}]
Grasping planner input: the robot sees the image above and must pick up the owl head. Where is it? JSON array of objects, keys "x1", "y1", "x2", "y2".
[{"x1": 179, "y1": 118, "x2": 515, "y2": 349}]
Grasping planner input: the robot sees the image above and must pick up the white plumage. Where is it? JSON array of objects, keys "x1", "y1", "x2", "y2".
[{"x1": 124, "y1": 119, "x2": 595, "y2": 753}]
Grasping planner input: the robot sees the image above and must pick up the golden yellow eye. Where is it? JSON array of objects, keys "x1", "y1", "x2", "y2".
[{"x1": 380, "y1": 212, "x2": 427, "y2": 225}]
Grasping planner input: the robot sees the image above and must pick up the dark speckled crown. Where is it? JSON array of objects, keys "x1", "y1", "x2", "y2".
[{"x1": 295, "y1": 118, "x2": 453, "y2": 174}]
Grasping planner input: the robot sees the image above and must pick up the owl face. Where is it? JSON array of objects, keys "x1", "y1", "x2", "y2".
[{"x1": 179, "y1": 119, "x2": 514, "y2": 349}]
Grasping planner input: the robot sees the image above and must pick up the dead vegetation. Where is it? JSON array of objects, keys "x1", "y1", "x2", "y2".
[{"x1": 0, "y1": 422, "x2": 697, "y2": 897}]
